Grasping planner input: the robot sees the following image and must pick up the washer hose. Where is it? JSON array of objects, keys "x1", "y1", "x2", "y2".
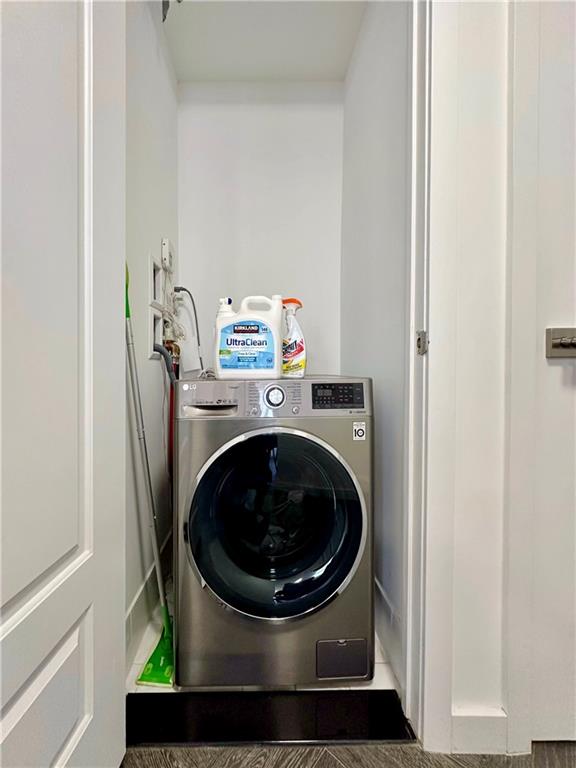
[
  {"x1": 174, "y1": 286, "x2": 204, "y2": 370},
  {"x1": 154, "y1": 343, "x2": 176, "y2": 383}
]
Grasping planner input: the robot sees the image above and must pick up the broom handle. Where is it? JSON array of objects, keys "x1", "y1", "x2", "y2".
[{"x1": 126, "y1": 316, "x2": 168, "y2": 618}]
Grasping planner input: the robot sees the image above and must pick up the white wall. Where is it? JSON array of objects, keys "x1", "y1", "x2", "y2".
[
  {"x1": 177, "y1": 83, "x2": 343, "y2": 375},
  {"x1": 125, "y1": 2, "x2": 178, "y2": 662},
  {"x1": 340, "y1": 3, "x2": 412, "y2": 687}
]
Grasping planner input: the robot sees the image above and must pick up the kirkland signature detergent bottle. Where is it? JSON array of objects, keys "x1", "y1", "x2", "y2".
[
  {"x1": 214, "y1": 295, "x2": 283, "y2": 379},
  {"x1": 282, "y1": 298, "x2": 306, "y2": 378}
]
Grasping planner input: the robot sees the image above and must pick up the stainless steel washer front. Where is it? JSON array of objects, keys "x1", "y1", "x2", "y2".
[{"x1": 174, "y1": 377, "x2": 374, "y2": 689}]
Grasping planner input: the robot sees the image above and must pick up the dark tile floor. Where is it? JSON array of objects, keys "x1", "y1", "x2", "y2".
[{"x1": 122, "y1": 742, "x2": 575, "y2": 768}]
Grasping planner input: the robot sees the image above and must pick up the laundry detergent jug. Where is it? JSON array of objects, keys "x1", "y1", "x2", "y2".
[{"x1": 214, "y1": 295, "x2": 283, "y2": 379}]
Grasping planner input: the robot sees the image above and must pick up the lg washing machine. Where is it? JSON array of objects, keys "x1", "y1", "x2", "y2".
[{"x1": 174, "y1": 377, "x2": 374, "y2": 688}]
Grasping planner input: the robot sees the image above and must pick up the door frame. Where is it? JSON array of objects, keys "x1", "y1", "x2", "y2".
[
  {"x1": 415, "y1": 0, "x2": 512, "y2": 753},
  {"x1": 401, "y1": 0, "x2": 431, "y2": 739}
]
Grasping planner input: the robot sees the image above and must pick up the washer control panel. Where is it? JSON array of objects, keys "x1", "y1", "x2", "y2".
[
  {"x1": 264, "y1": 385, "x2": 286, "y2": 408},
  {"x1": 312, "y1": 382, "x2": 365, "y2": 410},
  {"x1": 245, "y1": 379, "x2": 369, "y2": 417},
  {"x1": 247, "y1": 381, "x2": 302, "y2": 416},
  {"x1": 176, "y1": 378, "x2": 371, "y2": 418}
]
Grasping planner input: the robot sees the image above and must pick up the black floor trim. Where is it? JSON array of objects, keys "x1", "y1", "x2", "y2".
[{"x1": 126, "y1": 690, "x2": 416, "y2": 746}]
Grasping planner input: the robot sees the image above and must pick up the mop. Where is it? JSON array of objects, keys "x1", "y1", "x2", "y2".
[{"x1": 125, "y1": 266, "x2": 174, "y2": 686}]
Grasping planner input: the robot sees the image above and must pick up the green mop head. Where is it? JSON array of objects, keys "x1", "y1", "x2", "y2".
[{"x1": 136, "y1": 605, "x2": 174, "y2": 687}]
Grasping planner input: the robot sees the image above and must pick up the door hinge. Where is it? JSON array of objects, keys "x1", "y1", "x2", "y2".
[{"x1": 416, "y1": 330, "x2": 429, "y2": 355}]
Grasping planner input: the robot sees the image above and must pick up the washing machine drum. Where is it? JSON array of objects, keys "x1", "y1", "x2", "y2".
[{"x1": 188, "y1": 430, "x2": 365, "y2": 620}]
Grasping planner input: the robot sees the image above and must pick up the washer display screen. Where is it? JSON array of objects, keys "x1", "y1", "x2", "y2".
[
  {"x1": 188, "y1": 431, "x2": 364, "y2": 620},
  {"x1": 312, "y1": 383, "x2": 365, "y2": 410}
]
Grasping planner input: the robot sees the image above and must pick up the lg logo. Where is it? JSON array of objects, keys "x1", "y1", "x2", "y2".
[{"x1": 353, "y1": 422, "x2": 366, "y2": 441}]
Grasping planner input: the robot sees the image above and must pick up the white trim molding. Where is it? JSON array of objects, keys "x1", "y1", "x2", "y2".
[
  {"x1": 452, "y1": 709, "x2": 508, "y2": 755},
  {"x1": 375, "y1": 579, "x2": 404, "y2": 700},
  {"x1": 502, "y1": 1, "x2": 539, "y2": 755},
  {"x1": 422, "y1": 0, "x2": 511, "y2": 753}
]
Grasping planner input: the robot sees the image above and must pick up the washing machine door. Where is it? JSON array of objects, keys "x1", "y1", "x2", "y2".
[{"x1": 187, "y1": 427, "x2": 367, "y2": 620}]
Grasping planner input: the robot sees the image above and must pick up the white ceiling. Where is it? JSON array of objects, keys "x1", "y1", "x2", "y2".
[{"x1": 164, "y1": 1, "x2": 367, "y2": 83}]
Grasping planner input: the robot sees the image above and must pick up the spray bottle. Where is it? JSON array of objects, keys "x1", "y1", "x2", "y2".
[{"x1": 282, "y1": 298, "x2": 306, "y2": 378}]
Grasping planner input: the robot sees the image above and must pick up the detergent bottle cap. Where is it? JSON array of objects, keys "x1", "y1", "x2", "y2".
[{"x1": 218, "y1": 297, "x2": 233, "y2": 313}]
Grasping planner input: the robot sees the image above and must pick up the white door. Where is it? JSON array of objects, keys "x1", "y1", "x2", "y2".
[
  {"x1": 506, "y1": 0, "x2": 576, "y2": 749},
  {"x1": 1, "y1": 2, "x2": 126, "y2": 766},
  {"x1": 420, "y1": 0, "x2": 575, "y2": 753}
]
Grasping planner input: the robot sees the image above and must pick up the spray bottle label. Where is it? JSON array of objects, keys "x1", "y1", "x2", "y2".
[
  {"x1": 219, "y1": 321, "x2": 275, "y2": 370},
  {"x1": 282, "y1": 337, "x2": 306, "y2": 375}
]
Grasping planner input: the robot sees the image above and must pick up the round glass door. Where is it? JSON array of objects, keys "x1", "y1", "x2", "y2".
[{"x1": 188, "y1": 430, "x2": 365, "y2": 620}]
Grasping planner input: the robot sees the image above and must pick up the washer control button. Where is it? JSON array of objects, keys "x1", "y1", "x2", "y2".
[
  {"x1": 292, "y1": 406, "x2": 300, "y2": 414},
  {"x1": 265, "y1": 386, "x2": 286, "y2": 408}
]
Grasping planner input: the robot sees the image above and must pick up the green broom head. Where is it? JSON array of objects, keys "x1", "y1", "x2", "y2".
[{"x1": 136, "y1": 605, "x2": 174, "y2": 687}]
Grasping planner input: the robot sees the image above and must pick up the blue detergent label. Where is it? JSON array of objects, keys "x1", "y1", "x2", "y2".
[{"x1": 219, "y1": 321, "x2": 275, "y2": 370}]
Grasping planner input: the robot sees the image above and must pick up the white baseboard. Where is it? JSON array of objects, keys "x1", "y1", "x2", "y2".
[
  {"x1": 451, "y1": 708, "x2": 508, "y2": 754},
  {"x1": 374, "y1": 578, "x2": 404, "y2": 696},
  {"x1": 125, "y1": 533, "x2": 172, "y2": 673},
  {"x1": 125, "y1": 564, "x2": 160, "y2": 673}
]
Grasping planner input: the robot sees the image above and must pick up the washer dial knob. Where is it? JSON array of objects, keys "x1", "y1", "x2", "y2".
[{"x1": 265, "y1": 385, "x2": 286, "y2": 408}]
